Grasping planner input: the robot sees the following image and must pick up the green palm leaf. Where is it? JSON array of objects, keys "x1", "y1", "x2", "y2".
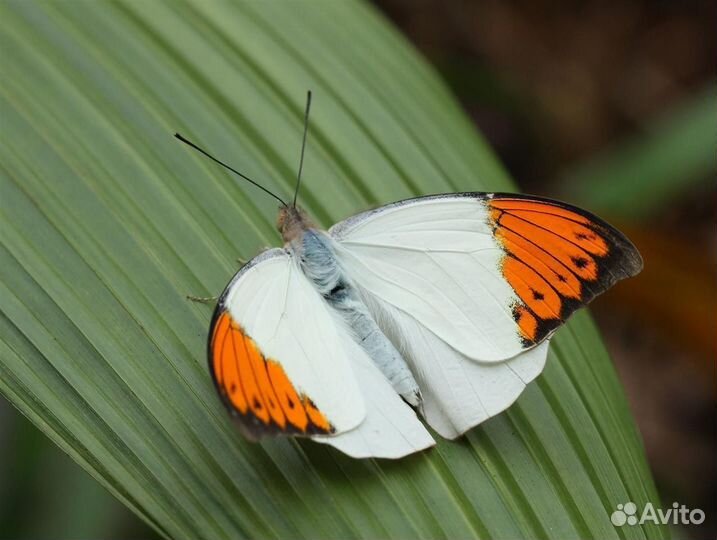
[{"x1": 0, "y1": 1, "x2": 665, "y2": 539}]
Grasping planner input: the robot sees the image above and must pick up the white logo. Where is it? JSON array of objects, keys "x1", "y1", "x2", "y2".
[
  {"x1": 611, "y1": 502, "x2": 705, "y2": 527},
  {"x1": 610, "y1": 502, "x2": 638, "y2": 526}
]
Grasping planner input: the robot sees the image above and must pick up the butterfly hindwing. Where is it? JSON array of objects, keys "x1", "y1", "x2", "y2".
[
  {"x1": 359, "y1": 291, "x2": 550, "y2": 439},
  {"x1": 311, "y1": 336, "x2": 435, "y2": 458}
]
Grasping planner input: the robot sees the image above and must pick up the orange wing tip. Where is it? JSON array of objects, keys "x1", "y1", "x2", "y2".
[
  {"x1": 209, "y1": 310, "x2": 334, "y2": 438},
  {"x1": 487, "y1": 195, "x2": 641, "y2": 345}
]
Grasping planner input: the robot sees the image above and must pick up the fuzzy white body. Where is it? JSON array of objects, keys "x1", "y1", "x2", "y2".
[{"x1": 288, "y1": 228, "x2": 422, "y2": 407}]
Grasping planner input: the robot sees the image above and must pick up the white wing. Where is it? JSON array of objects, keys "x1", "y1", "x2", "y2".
[
  {"x1": 314, "y1": 338, "x2": 435, "y2": 458},
  {"x1": 329, "y1": 194, "x2": 549, "y2": 436},
  {"x1": 211, "y1": 248, "x2": 364, "y2": 437},
  {"x1": 330, "y1": 194, "x2": 525, "y2": 362},
  {"x1": 210, "y1": 248, "x2": 434, "y2": 458},
  {"x1": 361, "y1": 292, "x2": 549, "y2": 439},
  {"x1": 330, "y1": 192, "x2": 641, "y2": 362},
  {"x1": 330, "y1": 192, "x2": 641, "y2": 437}
]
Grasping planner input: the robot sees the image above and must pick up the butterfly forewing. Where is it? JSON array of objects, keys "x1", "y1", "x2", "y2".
[
  {"x1": 207, "y1": 248, "x2": 435, "y2": 457},
  {"x1": 207, "y1": 249, "x2": 365, "y2": 440},
  {"x1": 330, "y1": 192, "x2": 642, "y2": 360}
]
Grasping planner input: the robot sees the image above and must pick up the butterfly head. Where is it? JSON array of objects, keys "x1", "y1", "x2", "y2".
[
  {"x1": 175, "y1": 92, "x2": 315, "y2": 242},
  {"x1": 278, "y1": 205, "x2": 314, "y2": 243}
]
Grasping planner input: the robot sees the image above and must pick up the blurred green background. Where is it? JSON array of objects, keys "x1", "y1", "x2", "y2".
[{"x1": 1, "y1": 1, "x2": 714, "y2": 539}]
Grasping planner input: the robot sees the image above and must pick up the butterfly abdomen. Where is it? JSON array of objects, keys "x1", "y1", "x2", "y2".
[{"x1": 294, "y1": 230, "x2": 422, "y2": 406}]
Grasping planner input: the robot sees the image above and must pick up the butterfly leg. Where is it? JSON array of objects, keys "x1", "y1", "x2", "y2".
[{"x1": 186, "y1": 294, "x2": 218, "y2": 304}]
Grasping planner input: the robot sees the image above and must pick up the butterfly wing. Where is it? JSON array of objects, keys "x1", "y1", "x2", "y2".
[
  {"x1": 484, "y1": 193, "x2": 643, "y2": 343},
  {"x1": 330, "y1": 192, "x2": 641, "y2": 437},
  {"x1": 360, "y1": 290, "x2": 550, "y2": 439},
  {"x1": 312, "y1": 336, "x2": 435, "y2": 458},
  {"x1": 330, "y1": 192, "x2": 642, "y2": 361},
  {"x1": 209, "y1": 248, "x2": 364, "y2": 439},
  {"x1": 209, "y1": 248, "x2": 434, "y2": 457}
]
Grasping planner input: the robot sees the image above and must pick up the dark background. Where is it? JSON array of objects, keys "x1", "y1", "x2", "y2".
[{"x1": 1, "y1": 1, "x2": 714, "y2": 538}]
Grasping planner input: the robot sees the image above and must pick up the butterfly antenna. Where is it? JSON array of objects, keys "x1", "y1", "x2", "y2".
[
  {"x1": 292, "y1": 90, "x2": 312, "y2": 207},
  {"x1": 174, "y1": 133, "x2": 288, "y2": 207}
]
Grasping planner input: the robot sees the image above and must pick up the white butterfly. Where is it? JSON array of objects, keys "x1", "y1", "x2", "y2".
[{"x1": 177, "y1": 92, "x2": 642, "y2": 459}]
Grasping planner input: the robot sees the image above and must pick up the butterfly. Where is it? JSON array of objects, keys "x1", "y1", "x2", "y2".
[{"x1": 176, "y1": 92, "x2": 643, "y2": 459}]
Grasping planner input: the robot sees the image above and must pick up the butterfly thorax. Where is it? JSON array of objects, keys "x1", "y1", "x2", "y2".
[
  {"x1": 278, "y1": 205, "x2": 316, "y2": 244},
  {"x1": 286, "y1": 227, "x2": 422, "y2": 408}
]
